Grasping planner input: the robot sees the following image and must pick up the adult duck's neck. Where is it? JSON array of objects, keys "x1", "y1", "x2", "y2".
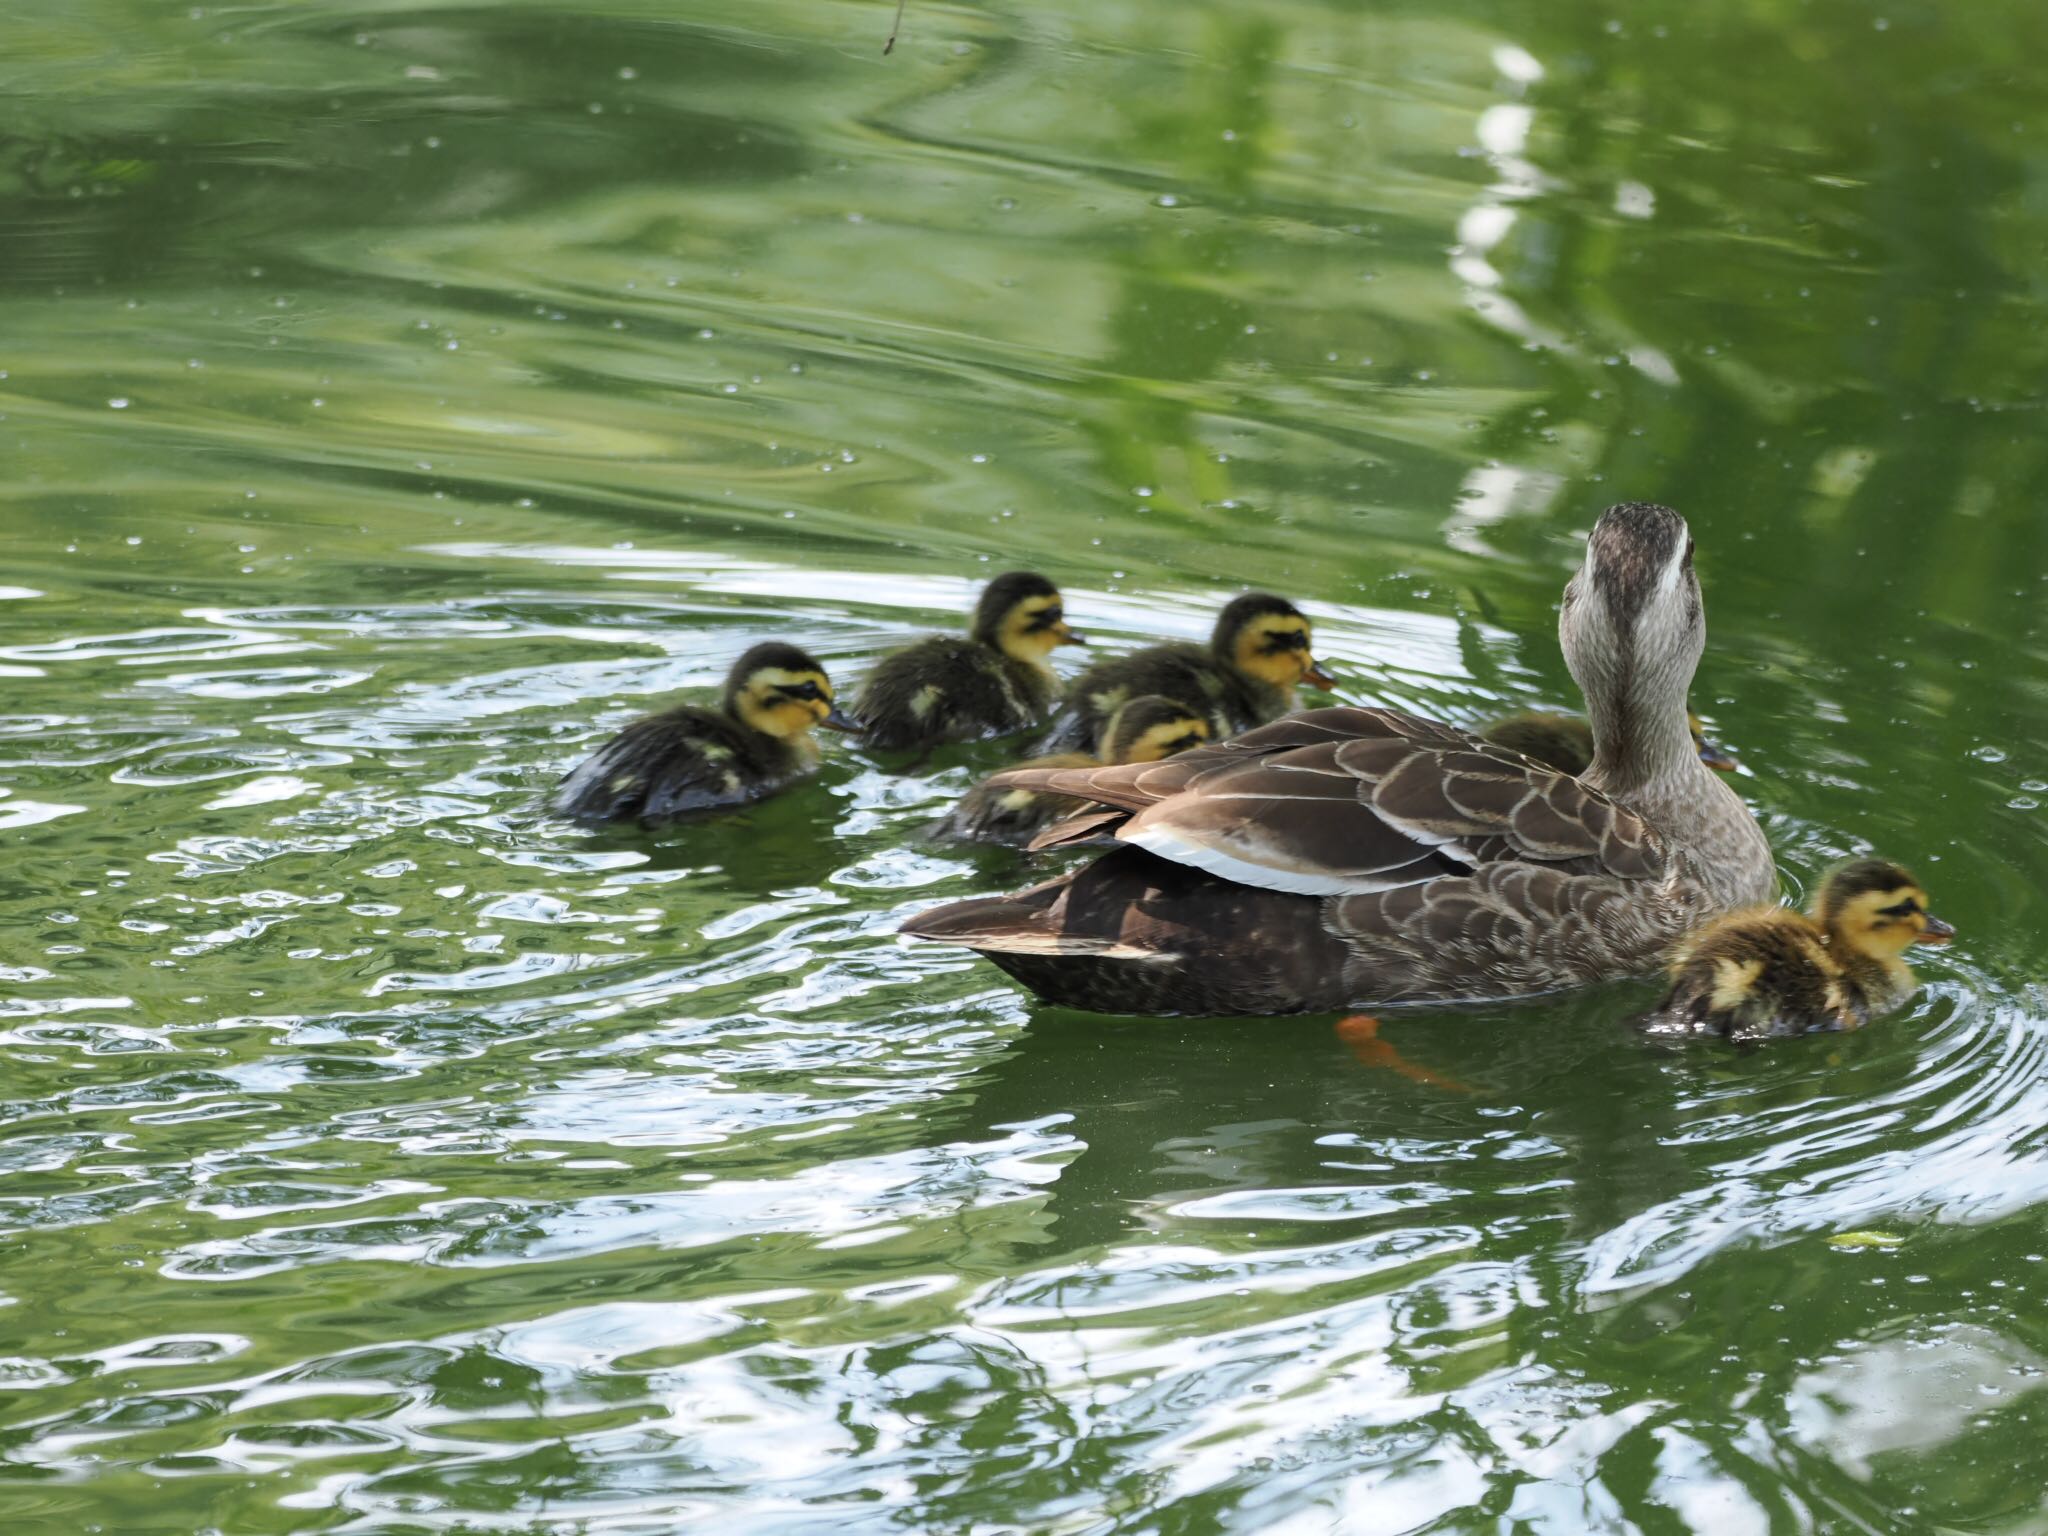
[
  {"x1": 1582, "y1": 691, "x2": 1697, "y2": 798},
  {"x1": 1583, "y1": 689, "x2": 1775, "y2": 909}
]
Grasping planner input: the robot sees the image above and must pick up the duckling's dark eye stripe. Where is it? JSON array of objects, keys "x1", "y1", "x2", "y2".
[
  {"x1": 1262, "y1": 629, "x2": 1309, "y2": 653},
  {"x1": 1024, "y1": 606, "x2": 1065, "y2": 631},
  {"x1": 1877, "y1": 897, "x2": 1921, "y2": 917},
  {"x1": 777, "y1": 681, "x2": 824, "y2": 701}
]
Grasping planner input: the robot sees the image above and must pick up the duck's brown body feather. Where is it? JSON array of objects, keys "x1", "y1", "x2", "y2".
[{"x1": 904, "y1": 707, "x2": 1725, "y2": 1015}]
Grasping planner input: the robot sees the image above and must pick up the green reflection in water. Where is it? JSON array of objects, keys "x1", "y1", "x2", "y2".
[{"x1": 2, "y1": 0, "x2": 2047, "y2": 1531}]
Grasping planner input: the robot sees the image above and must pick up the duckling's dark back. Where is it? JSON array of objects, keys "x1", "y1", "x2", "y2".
[
  {"x1": 1480, "y1": 713, "x2": 1595, "y2": 777},
  {"x1": 553, "y1": 704, "x2": 804, "y2": 824},
  {"x1": 854, "y1": 635, "x2": 1054, "y2": 753},
  {"x1": 1038, "y1": 642, "x2": 1245, "y2": 754},
  {"x1": 1639, "y1": 908, "x2": 1844, "y2": 1042}
]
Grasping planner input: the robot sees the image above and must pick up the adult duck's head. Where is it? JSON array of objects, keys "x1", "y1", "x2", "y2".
[{"x1": 1560, "y1": 502, "x2": 1707, "y2": 785}]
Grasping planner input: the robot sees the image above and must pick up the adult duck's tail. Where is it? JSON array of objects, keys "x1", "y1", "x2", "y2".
[{"x1": 899, "y1": 882, "x2": 1150, "y2": 958}]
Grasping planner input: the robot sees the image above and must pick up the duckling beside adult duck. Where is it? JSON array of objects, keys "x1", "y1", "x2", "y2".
[
  {"x1": 853, "y1": 571, "x2": 1083, "y2": 754},
  {"x1": 1482, "y1": 709, "x2": 1739, "y2": 776},
  {"x1": 553, "y1": 641, "x2": 854, "y2": 825},
  {"x1": 1035, "y1": 591, "x2": 1334, "y2": 755},
  {"x1": 902, "y1": 503, "x2": 1776, "y2": 1016},
  {"x1": 1639, "y1": 858, "x2": 1951, "y2": 1042},
  {"x1": 934, "y1": 694, "x2": 1211, "y2": 847}
]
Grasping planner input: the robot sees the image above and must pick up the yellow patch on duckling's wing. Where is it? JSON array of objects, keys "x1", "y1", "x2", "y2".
[
  {"x1": 1708, "y1": 956, "x2": 1766, "y2": 1012},
  {"x1": 910, "y1": 684, "x2": 944, "y2": 720}
]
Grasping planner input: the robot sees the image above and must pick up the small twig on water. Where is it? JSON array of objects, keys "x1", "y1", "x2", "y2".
[{"x1": 884, "y1": 0, "x2": 907, "y2": 54}]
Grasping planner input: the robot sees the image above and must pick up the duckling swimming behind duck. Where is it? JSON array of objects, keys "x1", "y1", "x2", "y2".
[
  {"x1": 1640, "y1": 857, "x2": 1952, "y2": 1042},
  {"x1": 1483, "y1": 709, "x2": 1738, "y2": 777},
  {"x1": 553, "y1": 640, "x2": 854, "y2": 825},
  {"x1": 934, "y1": 694, "x2": 1211, "y2": 846},
  {"x1": 854, "y1": 571, "x2": 1083, "y2": 754},
  {"x1": 1036, "y1": 590, "x2": 1334, "y2": 755}
]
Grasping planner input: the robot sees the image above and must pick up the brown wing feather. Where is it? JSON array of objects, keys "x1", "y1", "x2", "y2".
[{"x1": 993, "y1": 707, "x2": 1665, "y2": 897}]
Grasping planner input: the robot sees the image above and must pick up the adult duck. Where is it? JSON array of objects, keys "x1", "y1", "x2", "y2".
[{"x1": 900, "y1": 503, "x2": 1776, "y2": 1015}]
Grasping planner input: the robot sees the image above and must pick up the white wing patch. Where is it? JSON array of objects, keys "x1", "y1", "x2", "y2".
[{"x1": 1121, "y1": 825, "x2": 1440, "y2": 897}]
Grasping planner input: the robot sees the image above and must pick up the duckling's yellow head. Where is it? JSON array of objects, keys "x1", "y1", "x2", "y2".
[
  {"x1": 725, "y1": 641, "x2": 855, "y2": 742},
  {"x1": 1815, "y1": 858, "x2": 1954, "y2": 959},
  {"x1": 1214, "y1": 591, "x2": 1336, "y2": 692},
  {"x1": 974, "y1": 570, "x2": 1084, "y2": 664},
  {"x1": 1099, "y1": 694, "x2": 1211, "y2": 765}
]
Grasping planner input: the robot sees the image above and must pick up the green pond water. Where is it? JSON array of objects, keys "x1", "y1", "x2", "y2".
[{"x1": 5, "y1": 0, "x2": 2048, "y2": 1530}]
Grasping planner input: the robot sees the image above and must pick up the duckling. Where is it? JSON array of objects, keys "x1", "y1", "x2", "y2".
[
  {"x1": 853, "y1": 571, "x2": 1083, "y2": 754},
  {"x1": 1640, "y1": 857, "x2": 1953, "y2": 1042},
  {"x1": 1483, "y1": 709, "x2": 1739, "y2": 777},
  {"x1": 552, "y1": 640, "x2": 854, "y2": 825},
  {"x1": 935, "y1": 694, "x2": 1211, "y2": 846},
  {"x1": 1037, "y1": 590, "x2": 1334, "y2": 754}
]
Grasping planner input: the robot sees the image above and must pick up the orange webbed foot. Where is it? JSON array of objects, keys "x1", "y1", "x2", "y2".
[{"x1": 1334, "y1": 1015, "x2": 1476, "y2": 1094}]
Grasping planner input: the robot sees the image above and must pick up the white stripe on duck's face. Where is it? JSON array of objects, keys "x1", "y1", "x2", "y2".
[
  {"x1": 1560, "y1": 507, "x2": 1704, "y2": 736},
  {"x1": 736, "y1": 666, "x2": 836, "y2": 739}
]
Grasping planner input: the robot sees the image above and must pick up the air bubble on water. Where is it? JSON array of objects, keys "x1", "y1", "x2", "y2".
[{"x1": 108, "y1": 397, "x2": 129, "y2": 409}]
